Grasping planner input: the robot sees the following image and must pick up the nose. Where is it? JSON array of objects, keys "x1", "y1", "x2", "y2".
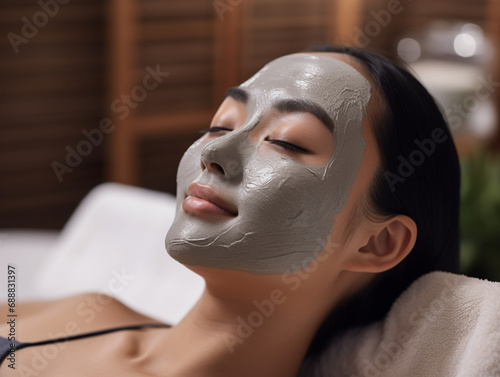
[{"x1": 200, "y1": 131, "x2": 246, "y2": 181}]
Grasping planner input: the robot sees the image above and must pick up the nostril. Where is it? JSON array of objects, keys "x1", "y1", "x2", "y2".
[
  {"x1": 211, "y1": 162, "x2": 225, "y2": 175},
  {"x1": 200, "y1": 160, "x2": 225, "y2": 175}
]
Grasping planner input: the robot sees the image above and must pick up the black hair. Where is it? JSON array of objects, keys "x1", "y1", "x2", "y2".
[{"x1": 298, "y1": 45, "x2": 461, "y2": 375}]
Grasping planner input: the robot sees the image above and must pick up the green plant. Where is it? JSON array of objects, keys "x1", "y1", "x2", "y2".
[{"x1": 459, "y1": 149, "x2": 500, "y2": 281}]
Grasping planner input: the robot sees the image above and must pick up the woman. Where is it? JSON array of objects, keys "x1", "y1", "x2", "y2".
[{"x1": 0, "y1": 45, "x2": 459, "y2": 376}]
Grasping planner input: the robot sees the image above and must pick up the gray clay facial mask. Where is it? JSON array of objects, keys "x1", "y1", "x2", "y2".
[{"x1": 165, "y1": 53, "x2": 371, "y2": 275}]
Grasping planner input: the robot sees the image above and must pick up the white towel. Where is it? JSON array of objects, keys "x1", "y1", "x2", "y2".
[
  {"x1": 324, "y1": 271, "x2": 500, "y2": 377},
  {"x1": 33, "y1": 183, "x2": 205, "y2": 325}
]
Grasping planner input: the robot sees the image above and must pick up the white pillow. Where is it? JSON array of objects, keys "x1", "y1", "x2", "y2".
[{"x1": 0, "y1": 229, "x2": 59, "y2": 302}]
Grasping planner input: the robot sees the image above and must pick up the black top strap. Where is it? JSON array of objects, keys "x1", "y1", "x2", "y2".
[{"x1": 16, "y1": 323, "x2": 171, "y2": 350}]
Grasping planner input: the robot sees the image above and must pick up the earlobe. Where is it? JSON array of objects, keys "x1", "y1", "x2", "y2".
[{"x1": 346, "y1": 215, "x2": 417, "y2": 273}]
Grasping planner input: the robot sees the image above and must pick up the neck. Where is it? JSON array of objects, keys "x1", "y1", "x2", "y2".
[{"x1": 153, "y1": 268, "x2": 367, "y2": 377}]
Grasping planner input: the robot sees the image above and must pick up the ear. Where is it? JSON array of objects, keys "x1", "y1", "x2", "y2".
[{"x1": 344, "y1": 215, "x2": 417, "y2": 273}]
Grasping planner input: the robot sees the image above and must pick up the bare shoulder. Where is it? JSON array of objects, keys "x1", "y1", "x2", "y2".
[
  {"x1": 0, "y1": 292, "x2": 161, "y2": 342},
  {"x1": 1, "y1": 295, "x2": 71, "y2": 319}
]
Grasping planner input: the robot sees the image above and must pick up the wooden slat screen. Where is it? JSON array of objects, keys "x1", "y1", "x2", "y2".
[
  {"x1": 1, "y1": 0, "x2": 497, "y2": 229},
  {"x1": 0, "y1": 0, "x2": 106, "y2": 228},
  {"x1": 135, "y1": 0, "x2": 215, "y2": 115},
  {"x1": 242, "y1": 0, "x2": 332, "y2": 79},
  {"x1": 114, "y1": 0, "x2": 217, "y2": 190}
]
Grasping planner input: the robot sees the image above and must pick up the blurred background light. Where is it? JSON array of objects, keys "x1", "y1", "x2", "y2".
[
  {"x1": 397, "y1": 38, "x2": 421, "y2": 63},
  {"x1": 454, "y1": 32, "x2": 477, "y2": 57}
]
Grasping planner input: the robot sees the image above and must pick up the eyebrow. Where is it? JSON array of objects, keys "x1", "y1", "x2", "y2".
[
  {"x1": 274, "y1": 98, "x2": 334, "y2": 132},
  {"x1": 224, "y1": 87, "x2": 334, "y2": 132},
  {"x1": 225, "y1": 87, "x2": 248, "y2": 103}
]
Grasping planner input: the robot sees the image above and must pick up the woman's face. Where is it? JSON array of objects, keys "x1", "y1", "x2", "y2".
[{"x1": 165, "y1": 53, "x2": 372, "y2": 275}]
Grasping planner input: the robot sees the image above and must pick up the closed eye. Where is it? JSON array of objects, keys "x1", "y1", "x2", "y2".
[
  {"x1": 199, "y1": 126, "x2": 233, "y2": 134},
  {"x1": 266, "y1": 138, "x2": 310, "y2": 154}
]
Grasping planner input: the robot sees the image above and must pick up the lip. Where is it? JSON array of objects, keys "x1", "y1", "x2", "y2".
[{"x1": 183, "y1": 183, "x2": 238, "y2": 217}]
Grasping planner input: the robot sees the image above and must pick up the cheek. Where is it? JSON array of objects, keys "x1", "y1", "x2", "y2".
[{"x1": 240, "y1": 156, "x2": 334, "y2": 227}]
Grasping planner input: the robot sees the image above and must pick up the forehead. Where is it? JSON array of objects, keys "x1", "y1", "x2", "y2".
[
  {"x1": 239, "y1": 53, "x2": 371, "y2": 117},
  {"x1": 236, "y1": 53, "x2": 372, "y2": 141}
]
